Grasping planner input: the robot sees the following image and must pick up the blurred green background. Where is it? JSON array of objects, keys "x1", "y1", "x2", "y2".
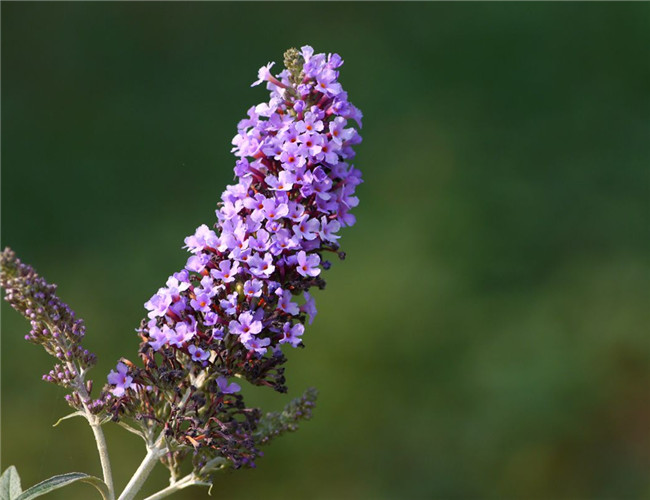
[{"x1": 2, "y1": 3, "x2": 649, "y2": 499}]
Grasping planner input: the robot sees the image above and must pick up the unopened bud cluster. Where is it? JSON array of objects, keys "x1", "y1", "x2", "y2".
[
  {"x1": 1, "y1": 248, "x2": 98, "y2": 410},
  {"x1": 254, "y1": 387, "x2": 318, "y2": 445}
]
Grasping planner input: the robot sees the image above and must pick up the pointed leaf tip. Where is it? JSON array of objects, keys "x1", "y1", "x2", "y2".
[{"x1": 0, "y1": 466, "x2": 22, "y2": 500}]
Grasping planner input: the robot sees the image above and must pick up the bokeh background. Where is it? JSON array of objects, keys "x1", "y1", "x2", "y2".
[{"x1": 2, "y1": 3, "x2": 649, "y2": 499}]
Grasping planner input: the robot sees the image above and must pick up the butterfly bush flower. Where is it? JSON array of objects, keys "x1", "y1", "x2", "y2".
[
  {"x1": 107, "y1": 362, "x2": 133, "y2": 397},
  {"x1": 217, "y1": 376, "x2": 241, "y2": 394},
  {"x1": 122, "y1": 47, "x2": 359, "y2": 373},
  {"x1": 1, "y1": 46, "x2": 363, "y2": 500},
  {"x1": 108, "y1": 46, "x2": 362, "y2": 489}
]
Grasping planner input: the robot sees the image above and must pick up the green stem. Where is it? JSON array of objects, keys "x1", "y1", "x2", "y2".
[
  {"x1": 89, "y1": 420, "x2": 115, "y2": 500},
  {"x1": 65, "y1": 359, "x2": 115, "y2": 500},
  {"x1": 118, "y1": 377, "x2": 202, "y2": 500},
  {"x1": 142, "y1": 474, "x2": 208, "y2": 500},
  {"x1": 117, "y1": 444, "x2": 166, "y2": 500}
]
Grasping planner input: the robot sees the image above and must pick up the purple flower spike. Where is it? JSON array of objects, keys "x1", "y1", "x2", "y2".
[
  {"x1": 100, "y1": 46, "x2": 363, "y2": 471},
  {"x1": 3, "y1": 47, "x2": 365, "y2": 481}
]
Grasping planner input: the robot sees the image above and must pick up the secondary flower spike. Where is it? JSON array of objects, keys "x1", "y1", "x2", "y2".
[
  {"x1": 105, "y1": 46, "x2": 363, "y2": 484},
  {"x1": 0, "y1": 247, "x2": 101, "y2": 412}
]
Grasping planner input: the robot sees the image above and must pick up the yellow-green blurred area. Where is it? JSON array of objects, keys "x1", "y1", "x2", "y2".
[{"x1": 2, "y1": 3, "x2": 649, "y2": 499}]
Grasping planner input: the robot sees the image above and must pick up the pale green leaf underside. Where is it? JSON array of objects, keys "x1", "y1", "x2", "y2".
[
  {"x1": 15, "y1": 473, "x2": 109, "y2": 500},
  {"x1": 0, "y1": 466, "x2": 22, "y2": 500}
]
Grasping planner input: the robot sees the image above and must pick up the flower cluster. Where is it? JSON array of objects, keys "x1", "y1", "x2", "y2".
[
  {"x1": 102, "y1": 46, "x2": 363, "y2": 478},
  {"x1": 1, "y1": 46, "x2": 364, "y2": 499},
  {"x1": 0, "y1": 248, "x2": 101, "y2": 412},
  {"x1": 108, "y1": 45, "x2": 362, "y2": 398}
]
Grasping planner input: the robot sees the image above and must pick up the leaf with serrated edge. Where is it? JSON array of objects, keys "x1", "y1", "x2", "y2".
[
  {"x1": 0, "y1": 466, "x2": 22, "y2": 500},
  {"x1": 15, "y1": 473, "x2": 109, "y2": 500}
]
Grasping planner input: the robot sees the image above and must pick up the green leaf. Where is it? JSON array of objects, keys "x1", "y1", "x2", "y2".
[
  {"x1": 0, "y1": 466, "x2": 22, "y2": 500},
  {"x1": 116, "y1": 420, "x2": 146, "y2": 441},
  {"x1": 52, "y1": 411, "x2": 84, "y2": 427},
  {"x1": 15, "y1": 473, "x2": 109, "y2": 500}
]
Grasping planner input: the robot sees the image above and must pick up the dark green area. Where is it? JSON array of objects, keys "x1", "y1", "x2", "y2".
[{"x1": 2, "y1": 3, "x2": 649, "y2": 499}]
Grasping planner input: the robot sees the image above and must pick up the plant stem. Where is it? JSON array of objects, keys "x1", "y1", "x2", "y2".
[
  {"x1": 117, "y1": 444, "x2": 166, "y2": 500},
  {"x1": 90, "y1": 420, "x2": 115, "y2": 500},
  {"x1": 142, "y1": 474, "x2": 205, "y2": 500},
  {"x1": 66, "y1": 359, "x2": 115, "y2": 500},
  {"x1": 118, "y1": 383, "x2": 199, "y2": 500}
]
